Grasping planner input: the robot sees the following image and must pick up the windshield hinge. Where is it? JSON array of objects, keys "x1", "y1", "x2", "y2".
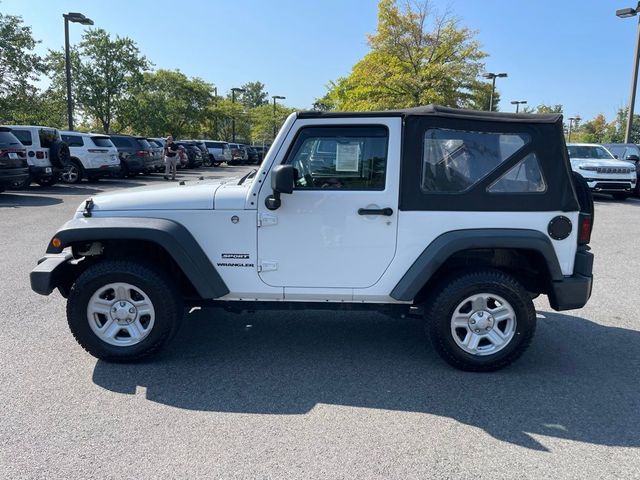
[
  {"x1": 257, "y1": 261, "x2": 278, "y2": 273},
  {"x1": 82, "y1": 198, "x2": 94, "y2": 218},
  {"x1": 257, "y1": 213, "x2": 278, "y2": 227}
]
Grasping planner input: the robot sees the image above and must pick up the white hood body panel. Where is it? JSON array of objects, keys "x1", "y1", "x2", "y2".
[{"x1": 81, "y1": 179, "x2": 234, "y2": 212}]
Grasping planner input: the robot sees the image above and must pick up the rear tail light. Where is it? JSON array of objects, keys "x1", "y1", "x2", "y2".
[
  {"x1": 135, "y1": 150, "x2": 147, "y2": 157},
  {"x1": 578, "y1": 213, "x2": 592, "y2": 245},
  {"x1": 36, "y1": 151, "x2": 45, "y2": 159}
]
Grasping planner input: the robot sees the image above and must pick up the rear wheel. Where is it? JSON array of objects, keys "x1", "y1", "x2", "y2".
[
  {"x1": 67, "y1": 260, "x2": 183, "y2": 362},
  {"x1": 426, "y1": 269, "x2": 536, "y2": 372},
  {"x1": 61, "y1": 160, "x2": 84, "y2": 184}
]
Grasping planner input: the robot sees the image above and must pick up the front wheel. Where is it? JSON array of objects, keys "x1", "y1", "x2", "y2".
[
  {"x1": 67, "y1": 260, "x2": 184, "y2": 362},
  {"x1": 426, "y1": 269, "x2": 536, "y2": 372}
]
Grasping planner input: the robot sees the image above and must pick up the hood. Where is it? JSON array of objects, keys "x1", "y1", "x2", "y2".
[
  {"x1": 570, "y1": 158, "x2": 634, "y2": 169},
  {"x1": 81, "y1": 178, "x2": 238, "y2": 212}
]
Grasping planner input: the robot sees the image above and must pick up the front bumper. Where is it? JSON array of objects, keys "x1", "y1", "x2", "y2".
[
  {"x1": 30, "y1": 252, "x2": 74, "y2": 296},
  {"x1": 0, "y1": 167, "x2": 29, "y2": 188},
  {"x1": 586, "y1": 179, "x2": 634, "y2": 193},
  {"x1": 548, "y1": 249, "x2": 593, "y2": 311}
]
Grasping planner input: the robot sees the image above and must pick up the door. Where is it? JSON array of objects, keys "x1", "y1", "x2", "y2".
[{"x1": 257, "y1": 118, "x2": 401, "y2": 289}]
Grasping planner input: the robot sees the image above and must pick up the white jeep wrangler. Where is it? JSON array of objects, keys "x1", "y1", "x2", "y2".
[{"x1": 30, "y1": 106, "x2": 594, "y2": 371}]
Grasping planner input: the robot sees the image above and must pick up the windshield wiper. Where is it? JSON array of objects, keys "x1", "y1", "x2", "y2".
[{"x1": 238, "y1": 169, "x2": 257, "y2": 185}]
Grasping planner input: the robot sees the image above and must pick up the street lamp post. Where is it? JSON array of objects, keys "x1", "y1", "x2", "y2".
[
  {"x1": 510, "y1": 100, "x2": 527, "y2": 113},
  {"x1": 63, "y1": 12, "x2": 94, "y2": 131},
  {"x1": 231, "y1": 87, "x2": 245, "y2": 143},
  {"x1": 567, "y1": 116, "x2": 581, "y2": 142},
  {"x1": 483, "y1": 72, "x2": 508, "y2": 112},
  {"x1": 617, "y1": 3, "x2": 640, "y2": 143},
  {"x1": 272, "y1": 95, "x2": 286, "y2": 139}
]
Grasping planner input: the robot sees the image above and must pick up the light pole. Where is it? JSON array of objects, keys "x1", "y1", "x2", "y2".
[
  {"x1": 483, "y1": 72, "x2": 508, "y2": 112},
  {"x1": 567, "y1": 115, "x2": 581, "y2": 142},
  {"x1": 272, "y1": 95, "x2": 286, "y2": 139},
  {"x1": 617, "y1": 3, "x2": 640, "y2": 143},
  {"x1": 231, "y1": 87, "x2": 245, "y2": 143},
  {"x1": 63, "y1": 12, "x2": 94, "y2": 131},
  {"x1": 510, "y1": 100, "x2": 527, "y2": 113}
]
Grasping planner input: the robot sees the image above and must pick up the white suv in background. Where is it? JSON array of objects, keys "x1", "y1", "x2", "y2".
[
  {"x1": 5, "y1": 125, "x2": 70, "y2": 187},
  {"x1": 60, "y1": 131, "x2": 120, "y2": 183},
  {"x1": 567, "y1": 143, "x2": 636, "y2": 200},
  {"x1": 202, "y1": 140, "x2": 232, "y2": 166}
]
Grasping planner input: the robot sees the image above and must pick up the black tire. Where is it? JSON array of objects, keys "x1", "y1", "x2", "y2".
[
  {"x1": 50, "y1": 141, "x2": 71, "y2": 169},
  {"x1": 67, "y1": 259, "x2": 184, "y2": 362},
  {"x1": 213, "y1": 161, "x2": 222, "y2": 167},
  {"x1": 612, "y1": 193, "x2": 629, "y2": 201},
  {"x1": 203, "y1": 155, "x2": 213, "y2": 167},
  {"x1": 35, "y1": 176, "x2": 57, "y2": 187},
  {"x1": 61, "y1": 159, "x2": 84, "y2": 184},
  {"x1": 426, "y1": 269, "x2": 536, "y2": 372}
]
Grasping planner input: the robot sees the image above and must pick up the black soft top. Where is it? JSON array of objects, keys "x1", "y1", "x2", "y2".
[{"x1": 298, "y1": 105, "x2": 562, "y2": 124}]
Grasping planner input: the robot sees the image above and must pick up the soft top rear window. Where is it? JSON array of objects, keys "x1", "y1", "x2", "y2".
[{"x1": 421, "y1": 128, "x2": 530, "y2": 193}]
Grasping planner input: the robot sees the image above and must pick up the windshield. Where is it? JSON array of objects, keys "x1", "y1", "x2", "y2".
[{"x1": 567, "y1": 145, "x2": 614, "y2": 160}]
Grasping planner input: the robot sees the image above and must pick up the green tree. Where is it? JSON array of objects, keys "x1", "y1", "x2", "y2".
[
  {"x1": 237, "y1": 81, "x2": 269, "y2": 108},
  {"x1": 0, "y1": 12, "x2": 45, "y2": 123},
  {"x1": 249, "y1": 103, "x2": 295, "y2": 143},
  {"x1": 465, "y1": 80, "x2": 500, "y2": 111},
  {"x1": 50, "y1": 29, "x2": 151, "y2": 133},
  {"x1": 121, "y1": 69, "x2": 214, "y2": 138},
  {"x1": 322, "y1": 0, "x2": 487, "y2": 110}
]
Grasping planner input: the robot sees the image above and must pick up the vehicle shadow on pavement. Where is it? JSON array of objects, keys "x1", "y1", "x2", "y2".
[
  {"x1": 0, "y1": 193, "x2": 63, "y2": 207},
  {"x1": 92, "y1": 309, "x2": 640, "y2": 452}
]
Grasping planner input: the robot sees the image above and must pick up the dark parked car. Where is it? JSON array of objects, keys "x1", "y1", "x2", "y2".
[
  {"x1": 251, "y1": 144, "x2": 270, "y2": 163},
  {"x1": 109, "y1": 135, "x2": 154, "y2": 177},
  {"x1": 146, "y1": 139, "x2": 165, "y2": 172},
  {"x1": 182, "y1": 140, "x2": 210, "y2": 167},
  {"x1": 603, "y1": 143, "x2": 640, "y2": 196},
  {"x1": 174, "y1": 142, "x2": 203, "y2": 168},
  {"x1": 245, "y1": 145, "x2": 259, "y2": 164},
  {"x1": 0, "y1": 127, "x2": 28, "y2": 192}
]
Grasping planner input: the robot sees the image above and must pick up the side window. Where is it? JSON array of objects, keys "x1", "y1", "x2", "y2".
[
  {"x1": 286, "y1": 126, "x2": 388, "y2": 190},
  {"x1": 39, "y1": 128, "x2": 57, "y2": 148},
  {"x1": 11, "y1": 129, "x2": 32, "y2": 146},
  {"x1": 61, "y1": 134, "x2": 84, "y2": 147},
  {"x1": 487, "y1": 153, "x2": 546, "y2": 193},
  {"x1": 422, "y1": 129, "x2": 530, "y2": 193}
]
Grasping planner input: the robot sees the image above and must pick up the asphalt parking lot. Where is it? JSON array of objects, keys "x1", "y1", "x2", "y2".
[{"x1": 1, "y1": 167, "x2": 639, "y2": 479}]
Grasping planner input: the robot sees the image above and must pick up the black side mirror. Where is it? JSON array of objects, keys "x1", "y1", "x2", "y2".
[
  {"x1": 271, "y1": 164, "x2": 294, "y2": 194},
  {"x1": 627, "y1": 154, "x2": 639, "y2": 163},
  {"x1": 265, "y1": 165, "x2": 295, "y2": 210}
]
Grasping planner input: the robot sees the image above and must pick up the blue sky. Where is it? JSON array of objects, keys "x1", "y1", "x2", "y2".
[{"x1": 2, "y1": 0, "x2": 637, "y2": 121}]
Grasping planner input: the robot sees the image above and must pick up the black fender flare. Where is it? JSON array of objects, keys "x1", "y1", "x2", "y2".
[
  {"x1": 390, "y1": 229, "x2": 563, "y2": 301},
  {"x1": 46, "y1": 217, "x2": 229, "y2": 299}
]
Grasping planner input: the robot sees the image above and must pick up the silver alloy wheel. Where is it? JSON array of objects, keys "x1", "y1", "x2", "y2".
[
  {"x1": 61, "y1": 164, "x2": 80, "y2": 183},
  {"x1": 86, "y1": 282, "x2": 156, "y2": 347},
  {"x1": 450, "y1": 293, "x2": 517, "y2": 356}
]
